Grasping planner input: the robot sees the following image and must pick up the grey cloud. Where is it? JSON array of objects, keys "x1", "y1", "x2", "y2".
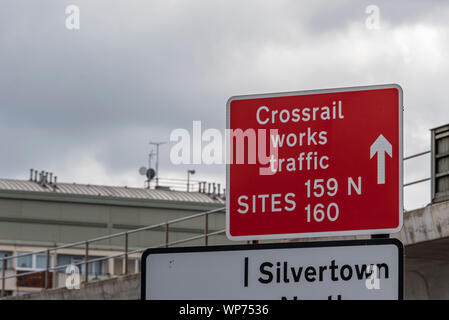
[{"x1": 0, "y1": 0, "x2": 448, "y2": 210}]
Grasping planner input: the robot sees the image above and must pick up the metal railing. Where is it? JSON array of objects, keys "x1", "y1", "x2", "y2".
[
  {"x1": 147, "y1": 177, "x2": 225, "y2": 196},
  {"x1": 403, "y1": 150, "x2": 431, "y2": 187},
  {"x1": 0, "y1": 206, "x2": 226, "y2": 296},
  {"x1": 159, "y1": 150, "x2": 432, "y2": 191},
  {"x1": 0, "y1": 150, "x2": 436, "y2": 296},
  {"x1": 153, "y1": 177, "x2": 204, "y2": 192}
]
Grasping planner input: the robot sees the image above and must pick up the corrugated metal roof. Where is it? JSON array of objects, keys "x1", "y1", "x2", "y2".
[{"x1": 0, "y1": 179, "x2": 225, "y2": 204}]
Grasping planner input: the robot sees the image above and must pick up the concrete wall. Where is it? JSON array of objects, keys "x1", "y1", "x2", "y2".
[
  {"x1": 404, "y1": 237, "x2": 449, "y2": 299},
  {"x1": 4, "y1": 262, "x2": 448, "y2": 300},
  {"x1": 405, "y1": 262, "x2": 449, "y2": 299},
  {"x1": 3, "y1": 273, "x2": 141, "y2": 300}
]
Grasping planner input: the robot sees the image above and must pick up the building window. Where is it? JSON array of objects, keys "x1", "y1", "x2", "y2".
[
  {"x1": 126, "y1": 258, "x2": 140, "y2": 274},
  {"x1": 0, "y1": 290, "x2": 13, "y2": 296},
  {"x1": 16, "y1": 253, "x2": 32, "y2": 269},
  {"x1": 56, "y1": 255, "x2": 83, "y2": 273},
  {"x1": 88, "y1": 259, "x2": 108, "y2": 276},
  {"x1": 36, "y1": 254, "x2": 50, "y2": 269},
  {"x1": 16, "y1": 252, "x2": 54, "y2": 271},
  {"x1": 113, "y1": 257, "x2": 140, "y2": 275},
  {"x1": 0, "y1": 251, "x2": 13, "y2": 270},
  {"x1": 57, "y1": 254, "x2": 108, "y2": 276}
]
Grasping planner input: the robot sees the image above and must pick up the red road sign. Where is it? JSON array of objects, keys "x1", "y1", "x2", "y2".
[{"x1": 226, "y1": 84, "x2": 403, "y2": 240}]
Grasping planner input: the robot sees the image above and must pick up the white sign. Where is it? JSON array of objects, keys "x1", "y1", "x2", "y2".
[{"x1": 141, "y1": 239, "x2": 403, "y2": 300}]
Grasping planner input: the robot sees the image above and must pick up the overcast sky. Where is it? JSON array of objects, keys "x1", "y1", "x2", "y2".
[{"x1": 1, "y1": 0, "x2": 448, "y2": 210}]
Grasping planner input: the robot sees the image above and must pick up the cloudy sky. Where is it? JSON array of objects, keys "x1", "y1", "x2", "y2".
[{"x1": 1, "y1": 0, "x2": 448, "y2": 210}]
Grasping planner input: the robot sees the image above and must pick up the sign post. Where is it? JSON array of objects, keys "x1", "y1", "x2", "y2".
[
  {"x1": 140, "y1": 84, "x2": 405, "y2": 302},
  {"x1": 226, "y1": 84, "x2": 403, "y2": 240},
  {"x1": 141, "y1": 239, "x2": 403, "y2": 300}
]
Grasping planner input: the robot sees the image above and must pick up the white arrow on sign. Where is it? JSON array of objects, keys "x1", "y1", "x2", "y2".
[{"x1": 370, "y1": 134, "x2": 392, "y2": 184}]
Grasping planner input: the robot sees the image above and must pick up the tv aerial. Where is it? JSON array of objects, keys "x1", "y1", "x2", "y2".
[
  {"x1": 139, "y1": 166, "x2": 156, "y2": 181},
  {"x1": 149, "y1": 141, "x2": 167, "y2": 187},
  {"x1": 139, "y1": 148, "x2": 157, "y2": 189}
]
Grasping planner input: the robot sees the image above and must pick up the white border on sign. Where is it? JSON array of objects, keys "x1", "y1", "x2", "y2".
[
  {"x1": 141, "y1": 239, "x2": 404, "y2": 300},
  {"x1": 225, "y1": 84, "x2": 404, "y2": 241}
]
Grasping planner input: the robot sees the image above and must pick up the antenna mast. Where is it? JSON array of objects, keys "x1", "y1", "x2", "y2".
[
  {"x1": 149, "y1": 141, "x2": 167, "y2": 188},
  {"x1": 147, "y1": 149, "x2": 156, "y2": 189}
]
